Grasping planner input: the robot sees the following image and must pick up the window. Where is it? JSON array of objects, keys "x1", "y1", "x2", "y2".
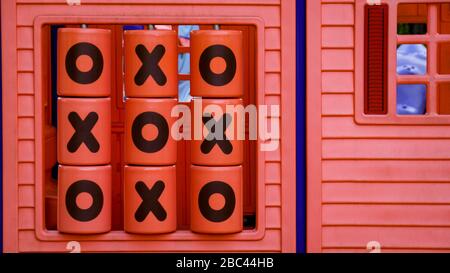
[
  {"x1": 44, "y1": 23, "x2": 258, "y2": 232},
  {"x1": 356, "y1": 2, "x2": 450, "y2": 124},
  {"x1": 396, "y1": 44, "x2": 427, "y2": 115},
  {"x1": 177, "y1": 25, "x2": 199, "y2": 102}
]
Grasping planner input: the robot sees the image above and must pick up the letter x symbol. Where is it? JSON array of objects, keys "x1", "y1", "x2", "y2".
[
  {"x1": 135, "y1": 180, "x2": 167, "y2": 222},
  {"x1": 134, "y1": 44, "x2": 167, "y2": 86},
  {"x1": 201, "y1": 114, "x2": 233, "y2": 155},
  {"x1": 67, "y1": 112, "x2": 100, "y2": 153}
]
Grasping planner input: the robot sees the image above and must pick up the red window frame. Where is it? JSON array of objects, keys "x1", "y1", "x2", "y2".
[{"x1": 355, "y1": 0, "x2": 450, "y2": 124}]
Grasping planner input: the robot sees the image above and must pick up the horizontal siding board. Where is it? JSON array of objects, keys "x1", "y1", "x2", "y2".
[
  {"x1": 323, "y1": 183, "x2": 450, "y2": 204},
  {"x1": 17, "y1": 72, "x2": 34, "y2": 94},
  {"x1": 17, "y1": 5, "x2": 280, "y2": 27},
  {"x1": 17, "y1": 50, "x2": 34, "y2": 71},
  {"x1": 18, "y1": 185, "x2": 35, "y2": 208},
  {"x1": 322, "y1": 94, "x2": 353, "y2": 115},
  {"x1": 265, "y1": 51, "x2": 281, "y2": 72},
  {"x1": 323, "y1": 117, "x2": 450, "y2": 138},
  {"x1": 265, "y1": 162, "x2": 281, "y2": 184},
  {"x1": 322, "y1": 72, "x2": 354, "y2": 93},
  {"x1": 18, "y1": 140, "x2": 35, "y2": 162},
  {"x1": 265, "y1": 73, "x2": 281, "y2": 94},
  {"x1": 266, "y1": 185, "x2": 281, "y2": 206},
  {"x1": 265, "y1": 28, "x2": 281, "y2": 50},
  {"x1": 265, "y1": 117, "x2": 280, "y2": 138},
  {"x1": 323, "y1": 226, "x2": 450, "y2": 249},
  {"x1": 322, "y1": 49, "x2": 353, "y2": 70},
  {"x1": 18, "y1": 95, "x2": 35, "y2": 117},
  {"x1": 17, "y1": 27, "x2": 33, "y2": 49},
  {"x1": 265, "y1": 144, "x2": 281, "y2": 161},
  {"x1": 18, "y1": 118, "x2": 35, "y2": 139},
  {"x1": 18, "y1": 208, "x2": 35, "y2": 230},
  {"x1": 266, "y1": 207, "x2": 282, "y2": 228},
  {"x1": 323, "y1": 204, "x2": 450, "y2": 226},
  {"x1": 18, "y1": 163, "x2": 35, "y2": 185},
  {"x1": 322, "y1": 26, "x2": 354, "y2": 48},
  {"x1": 323, "y1": 139, "x2": 450, "y2": 159},
  {"x1": 323, "y1": 160, "x2": 450, "y2": 182},
  {"x1": 321, "y1": 4, "x2": 354, "y2": 25},
  {"x1": 265, "y1": 95, "x2": 281, "y2": 106}
]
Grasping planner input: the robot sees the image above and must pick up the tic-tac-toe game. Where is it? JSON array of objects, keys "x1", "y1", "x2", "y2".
[
  {"x1": 1, "y1": 0, "x2": 296, "y2": 256},
  {"x1": 1, "y1": 0, "x2": 450, "y2": 263}
]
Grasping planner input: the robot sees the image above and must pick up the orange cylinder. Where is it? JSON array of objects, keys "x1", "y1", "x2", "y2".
[
  {"x1": 58, "y1": 165, "x2": 111, "y2": 234},
  {"x1": 124, "y1": 98, "x2": 177, "y2": 165},
  {"x1": 191, "y1": 98, "x2": 244, "y2": 166},
  {"x1": 57, "y1": 97, "x2": 111, "y2": 165},
  {"x1": 57, "y1": 28, "x2": 111, "y2": 97},
  {"x1": 124, "y1": 30, "x2": 178, "y2": 98},
  {"x1": 124, "y1": 165, "x2": 177, "y2": 234},
  {"x1": 190, "y1": 30, "x2": 243, "y2": 98},
  {"x1": 190, "y1": 165, "x2": 242, "y2": 234}
]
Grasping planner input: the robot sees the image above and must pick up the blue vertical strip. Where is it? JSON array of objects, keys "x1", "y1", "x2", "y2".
[
  {"x1": 0, "y1": 12, "x2": 3, "y2": 253},
  {"x1": 296, "y1": 0, "x2": 306, "y2": 253},
  {"x1": 50, "y1": 26, "x2": 62, "y2": 181},
  {"x1": 51, "y1": 26, "x2": 62, "y2": 128}
]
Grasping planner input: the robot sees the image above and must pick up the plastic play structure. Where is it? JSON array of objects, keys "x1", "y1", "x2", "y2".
[
  {"x1": 6, "y1": 0, "x2": 450, "y2": 254},
  {"x1": 1, "y1": 0, "x2": 296, "y2": 252},
  {"x1": 307, "y1": 0, "x2": 450, "y2": 252}
]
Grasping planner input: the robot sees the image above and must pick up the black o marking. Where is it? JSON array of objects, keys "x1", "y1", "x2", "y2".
[
  {"x1": 65, "y1": 42, "x2": 104, "y2": 84},
  {"x1": 198, "y1": 181, "x2": 236, "y2": 223},
  {"x1": 65, "y1": 180, "x2": 104, "y2": 222},
  {"x1": 199, "y1": 44, "x2": 236, "y2": 87},
  {"x1": 131, "y1": 111, "x2": 169, "y2": 153}
]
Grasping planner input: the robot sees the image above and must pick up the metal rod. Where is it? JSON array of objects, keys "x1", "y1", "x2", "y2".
[{"x1": 213, "y1": 24, "x2": 220, "y2": 30}]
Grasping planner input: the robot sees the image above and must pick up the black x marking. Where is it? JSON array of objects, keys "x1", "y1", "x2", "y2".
[
  {"x1": 134, "y1": 180, "x2": 167, "y2": 222},
  {"x1": 67, "y1": 112, "x2": 100, "y2": 153},
  {"x1": 201, "y1": 113, "x2": 233, "y2": 155},
  {"x1": 134, "y1": 44, "x2": 167, "y2": 86}
]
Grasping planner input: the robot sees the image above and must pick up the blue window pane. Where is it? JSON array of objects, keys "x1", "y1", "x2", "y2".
[
  {"x1": 397, "y1": 44, "x2": 427, "y2": 75},
  {"x1": 123, "y1": 25, "x2": 144, "y2": 31},
  {"x1": 178, "y1": 25, "x2": 199, "y2": 39},
  {"x1": 178, "y1": 80, "x2": 192, "y2": 102},
  {"x1": 178, "y1": 53, "x2": 190, "y2": 75},
  {"x1": 397, "y1": 84, "x2": 427, "y2": 115}
]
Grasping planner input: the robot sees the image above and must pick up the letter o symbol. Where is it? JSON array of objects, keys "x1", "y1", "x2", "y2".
[
  {"x1": 199, "y1": 45, "x2": 236, "y2": 86},
  {"x1": 65, "y1": 180, "x2": 104, "y2": 222},
  {"x1": 65, "y1": 42, "x2": 104, "y2": 84},
  {"x1": 131, "y1": 111, "x2": 169, "y2": 153},
  {"x1": 198, "y1": 181, "x2": 236, "y2": 222}
]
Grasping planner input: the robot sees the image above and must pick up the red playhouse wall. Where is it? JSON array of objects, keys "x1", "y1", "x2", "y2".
[
  {"x1": 1, "y1": 0, "x2": 296, "y2": 252},
  {"x1": 308, "y1": 0, "x2": 450, "y2": 253}
]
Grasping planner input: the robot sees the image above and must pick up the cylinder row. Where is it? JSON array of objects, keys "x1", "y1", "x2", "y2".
[
  {"x1": 57, "y1": 28, "x2": 112, "y2": 234},
  {"x1": 123, "y1": 29, "x2": 178, "y2": 234},
  {"x1": 56, "y1": 27, "x2": 246, "y2": 235},
  {"x1": 190, "y1": 30, "x2": 244, "y2": 234}
]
